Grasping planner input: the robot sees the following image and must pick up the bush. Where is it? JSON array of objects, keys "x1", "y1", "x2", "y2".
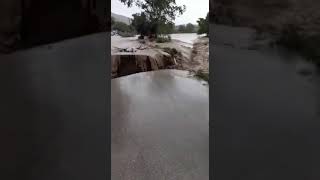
[
  {"x1": 112, "y1": 21, "x2": 135, "y2": 37},
  {"x1": 156, "y1": 35, "x2": 171, "y2": 43},
  {"x1": 162, "y1": 47, "x2": 179, "y2": 57},
  {"x1": 195, "y1": 70, "x2": 209, "y2": 82},
  {"x1": 197, "y1": 13, "x2": 209, "y2": 35}
]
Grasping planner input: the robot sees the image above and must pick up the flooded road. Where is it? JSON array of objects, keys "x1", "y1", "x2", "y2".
[
  {"x1": 213, "y1": 24, "x2": 320, "y2": 179},
  {"x1": 112, "y1": 70, "x2": 209, "y2": 179}
]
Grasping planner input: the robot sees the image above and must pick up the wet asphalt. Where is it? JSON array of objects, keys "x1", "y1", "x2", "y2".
[{"x1": 111, "y1": 70, "x2": 209, "y2": 179}]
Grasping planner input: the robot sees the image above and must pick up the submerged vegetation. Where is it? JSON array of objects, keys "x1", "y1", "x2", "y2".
[
  {"x1": 156, "y1": 35, "x2": 172, "y2": 43},
  {"x1": 162, "y1": 47, "x2": 179, "y2": 57}
]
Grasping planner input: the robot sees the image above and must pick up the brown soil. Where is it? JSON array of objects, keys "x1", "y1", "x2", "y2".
[
  {"x1": 111, "y1": 37, "x2": 209, "y2": 78},
  {"x1": 185, "y1": 37, "x2": 209, "y2": 73}
]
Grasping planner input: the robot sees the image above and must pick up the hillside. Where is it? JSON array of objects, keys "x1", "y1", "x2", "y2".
[{"x1": 111, "y1": 12, "x2": 132, "y2": 25}]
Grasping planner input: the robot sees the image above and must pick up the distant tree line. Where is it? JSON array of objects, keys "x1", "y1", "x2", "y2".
[
  {"x1": 111, "y1": 17, "x2": 136, "y2": 37},
  {"x1": 175, "y1": 23, "x2": 197, "y2": 33},
  {"x1": 120, "y1": 0, "x2": 186, "y2": 39}
]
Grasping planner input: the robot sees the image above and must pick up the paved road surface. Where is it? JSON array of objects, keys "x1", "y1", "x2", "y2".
[{"x1": 112, "y1": 70, "x2": 209, "y2": 180}]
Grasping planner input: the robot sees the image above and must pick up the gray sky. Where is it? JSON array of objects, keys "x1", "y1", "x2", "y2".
[{"x1": 111, "y1": 0, "x2": 209, "y2": 25}]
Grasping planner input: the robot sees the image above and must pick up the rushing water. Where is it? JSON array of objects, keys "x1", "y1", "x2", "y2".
[
  {"x1": 170, "y1": 33, "x2": 202, "y2": 45},
  {"x1": 112, "y1": 33, "x2": 201, "y2": 44}
]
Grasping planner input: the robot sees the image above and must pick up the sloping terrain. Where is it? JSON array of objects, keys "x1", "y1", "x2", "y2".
[{"x1": 111, "y1": 12, "x2": 132, "y2": 25}]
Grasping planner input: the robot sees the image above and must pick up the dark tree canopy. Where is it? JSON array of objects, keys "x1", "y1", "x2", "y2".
[
  {"x1": 120, "y1": 0, "x2": 186, "y2": 36},
  {"x1": 112, "y1": 21, "x2": 134, "y2": 33},
  {"x1": 185, "y1": 23, "x2": 195, "y2": 33},
  {"x1": 131, "y1": 12, "x2": 149, "y2": 37},
  {"x1": 197, "y1": 13, "x2": 209, "y2": 35}
]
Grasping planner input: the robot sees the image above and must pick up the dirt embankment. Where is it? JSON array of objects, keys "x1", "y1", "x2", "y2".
[
  {"x1": 189, "y1": 37, "x2": 209, "y2": 73},
  {"x1": 111, "y1": 36, "x2": 209, "y2": 78}
]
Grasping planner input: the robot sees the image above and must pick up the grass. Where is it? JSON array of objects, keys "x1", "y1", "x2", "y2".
[{"x1": 194, "y1": 70, "x2": 209, "y2": 82}]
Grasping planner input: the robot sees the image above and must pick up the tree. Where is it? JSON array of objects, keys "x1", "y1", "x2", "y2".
[
  {"x1": 197, "y1": 13, "x2": 209, "y2": 35},
  {"x1": 120, "y1": 0, "x2": 186, "y2": 37},
  {"x1": 185, "y1": 23, "x2": 195, "y2": 33},
  {"x1": 131, "y1": 12, "x2": 149, "y2": 38},
  {"x1": 178, "y1": 25, "x2": 186, "y2": 33},
  {"x1": 113, "y1": 21, "x2": 134, "y2": 33}
]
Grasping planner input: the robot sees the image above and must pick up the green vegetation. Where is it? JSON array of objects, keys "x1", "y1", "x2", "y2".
[
  {"x1": 156, "y1": 35, "x2": 172, "y2": 43},
  {"x1": 112, "y1": 21, "x2": 135, "y2": 37},
  {"x1": 158, "y1": 22, "x2": 175, "y2": 35},
  {"x1": 195, "y1": 70, "x2": 209, "y2": 82},
  {"x1": 162, "y1": 47, "x2": 179, "y2": 57},
  {"x1": 131, "y1": 13, "x2": 175, "y2": 40},
  {"x1": 175, "y1": 23, "x2": 197, "y2": 33},
  {"x1": 120, "y1": 0, "x2": 186, "y2": 38},
  {"x1": 131, "y1": 13, "x2": 149, "y2": 38},
  {"x1": 276, "y1": 24, "x2": 320, "y2": 66},
  {"x1": 197, "y1": 13, "x2": 209, "y2": 36}
]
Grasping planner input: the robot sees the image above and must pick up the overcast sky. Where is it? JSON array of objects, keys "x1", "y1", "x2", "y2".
[{"x1": 111, "y1": 0, "x2": 209, "y2": 25}]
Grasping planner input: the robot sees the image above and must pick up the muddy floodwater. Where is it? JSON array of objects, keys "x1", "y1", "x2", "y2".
[
  {"x1": 170, "y1": 33, "x2": 204, "y2": 47},
  {"x1": 111, "y1": 33, "x2": 209, "y2": 78},
  {"x1": 111, "y1": 33, "x2": 204, "y2": 48},
  {"x1": 213, "y1": 24, "x2": 320, "y2": 179},
  {"x1": 111, "y1": 70, "x2": 209, "y2": 179}
]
